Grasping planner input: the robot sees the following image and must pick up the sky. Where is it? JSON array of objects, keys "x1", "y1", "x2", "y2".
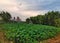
[{"x1": 0, "y1": 0, "x2": 60, "y2": 21}]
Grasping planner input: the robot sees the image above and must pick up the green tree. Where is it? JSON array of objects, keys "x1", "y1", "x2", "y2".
[
  {"x1": 44, "y1": 11, "x2": 60, "y2": 26},
  {"x1": 54, "y1": 18, "x2": 60, "y2": 27},
  {"x1": 30, "y1": 17, "x2": 38, "y2": 24},
  {"x1": 37, "y1": 15, "x2": 45, "y2": 24},
  {"x1": 26, "y1": 15, "x2": 45, "y2": 24},
  {"x1": 26, "y1": 18, "x2": 30, "y2": 23},
  {"x1": 26, "y1": 11, "x2": 60, "y2": 27},
  {"x1": 0, "y1": 11, "x2": 11, "y2": 22}
]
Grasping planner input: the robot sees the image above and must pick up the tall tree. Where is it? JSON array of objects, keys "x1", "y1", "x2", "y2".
[
  {"x1": 26, "y1": 18, "x2": 30, "y2": 23},
  {"x1": 44, "y1": 11, "x2": 60, "y2": 26},
  {"x1": 0, "y1": 11, "x2": 11, "y2": 22},
  {"x1": 26, "y1": 11, "x2": 60, "y2": 27}
]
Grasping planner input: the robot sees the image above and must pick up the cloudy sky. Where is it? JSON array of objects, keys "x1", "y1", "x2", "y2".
[{"x1": 0, "y1": 0, "x2": 60, "y2": 21}]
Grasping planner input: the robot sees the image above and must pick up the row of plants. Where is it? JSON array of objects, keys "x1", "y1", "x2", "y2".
[{"x1": 3, "y1": 22, "x2": 59, "y2": 43}]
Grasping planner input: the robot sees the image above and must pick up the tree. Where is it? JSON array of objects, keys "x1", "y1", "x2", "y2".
[
  {"x1": 44, "y1": 11, "x2": 60, "y2": 26},
  {"x1": 54, "y1": 18, "x2": 60, "y2": 27},
  {"x1": 26, "y1": 18, "x2": 30, "y2": 23},
  {"x1": 30, "y1": 17, "x2": 38, "y2": 24},
  {"x1": 26, "y1": 15, "x2": 45, "y2": 24},
  {"x1": 0, "y1": 11, "x2": 12, "y2": 22},
  {"x1": 37, "y1": 15, "x2": 45, "y2": 24},
  {"x1": 26, "y1": 11, "x2": 60, "y2": 27}
]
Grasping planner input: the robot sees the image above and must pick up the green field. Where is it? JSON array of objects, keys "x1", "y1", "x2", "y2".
[{"x1": 1, "y1": 22, "x2": 60, "y2": 43}]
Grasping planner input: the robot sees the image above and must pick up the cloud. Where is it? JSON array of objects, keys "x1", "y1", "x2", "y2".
[
  {"x1": 0, "y1": 0, "x2": 60, "y2": 21},
  {"x1": 18, "y1": 0, "x2": 56, "y2": 11}
]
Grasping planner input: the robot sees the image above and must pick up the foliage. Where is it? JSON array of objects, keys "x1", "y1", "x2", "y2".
[
  {"x1": 44, "y1": 11, "x2": 60, "y2": 26},
  {"x1": 26, "y1": 18, "x2": 31, "y2": 23},
  {"x1": 3, "y1": 22, "x2": 59, "y2": 43},
  {"x1": 0, "y1": 11, "x2": 11, "y2": 22},
  {"x1": 26, "y1": 11, "x2": 60, "y2": 27},
  {"x1": 54, "y1": 18, "x2": 60, "y2": 27}
]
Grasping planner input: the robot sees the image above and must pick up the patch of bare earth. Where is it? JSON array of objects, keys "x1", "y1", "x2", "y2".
[
  {"x1": 0, "y1": 31, "x2": 13, "y2": 43},
  {"x1": 47, "y1": 34, "x2": 60, "y2": 43},
  {"x1": 41, "y1": 34, "x2": 60, "y2": 43}
]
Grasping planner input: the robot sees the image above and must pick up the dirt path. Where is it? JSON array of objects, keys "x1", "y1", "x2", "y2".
[
  {"x1": 0, "y1": 32, "x2": 5, "y2": 43},
  {"x1": 0, "y1": 31, "x2": 13, "y2": 43},
  {"x1": 47, "y1": 34, "x2": 60, "y2": 43},
  {"x1": 40, "y1": 34, "x2": 60, "y2": 43}
]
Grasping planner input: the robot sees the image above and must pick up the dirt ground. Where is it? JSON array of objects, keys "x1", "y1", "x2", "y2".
[
  {"x1": 40, "y1": 34, "x2": 60, "y2": 43},
  {"x1": 0, "y1": 31, "x2": 14, "y2": 43},
  {"x1": 47, "y1": 34, "x2": 60, "y2": 43},
  {"x1": 0, "y1": 32, "x2": 5, "y2": 43}
]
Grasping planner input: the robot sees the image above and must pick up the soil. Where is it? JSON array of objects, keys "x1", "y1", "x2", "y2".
[
  {"x1": 41, "y1": 34, "x2": 60, "y2": 43},
  {"x1": 47, "y1": 34, "x2": 60, "y2": 43},
  {"x1": 0, "y1": 32, "x2": 5, "y2": 43},
  {"x1": 0, "y1": 31, "x2": 13, "y2": 43}
]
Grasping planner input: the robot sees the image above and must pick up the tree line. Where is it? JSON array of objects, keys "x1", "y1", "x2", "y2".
[
  {"x1": 0, "y1": 11, "x2": 60, "y2": 27},
  {"x1": 26, "y1": 11, "x2": 60, "y2": 27},
  {"x1": 0, "y1": 11, "x2": 21, "y2": 22}
]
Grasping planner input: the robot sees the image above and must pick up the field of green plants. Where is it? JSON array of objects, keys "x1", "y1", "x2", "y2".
[{"x1": 2, "y1": 22, "x2": 60, "y2": 43}]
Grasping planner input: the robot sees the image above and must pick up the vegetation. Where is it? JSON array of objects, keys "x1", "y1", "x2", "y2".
[
  {"x1": 0, "y1": 11, "x2": 11, "y2": 22},
  {"x1": 2, "y1": 22, "x2": 59, "y2": 43},
  {"x1": 0, "y1": 11, "x2": 60, "y2": 43},
  {"x1": 26, "y1": 11, "x2": 60, "y2": 27}
]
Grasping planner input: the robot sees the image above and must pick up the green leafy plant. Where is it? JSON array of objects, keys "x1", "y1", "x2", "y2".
[{"x1": 3, "y1": 22, "x2": 59, "y2": 43}]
